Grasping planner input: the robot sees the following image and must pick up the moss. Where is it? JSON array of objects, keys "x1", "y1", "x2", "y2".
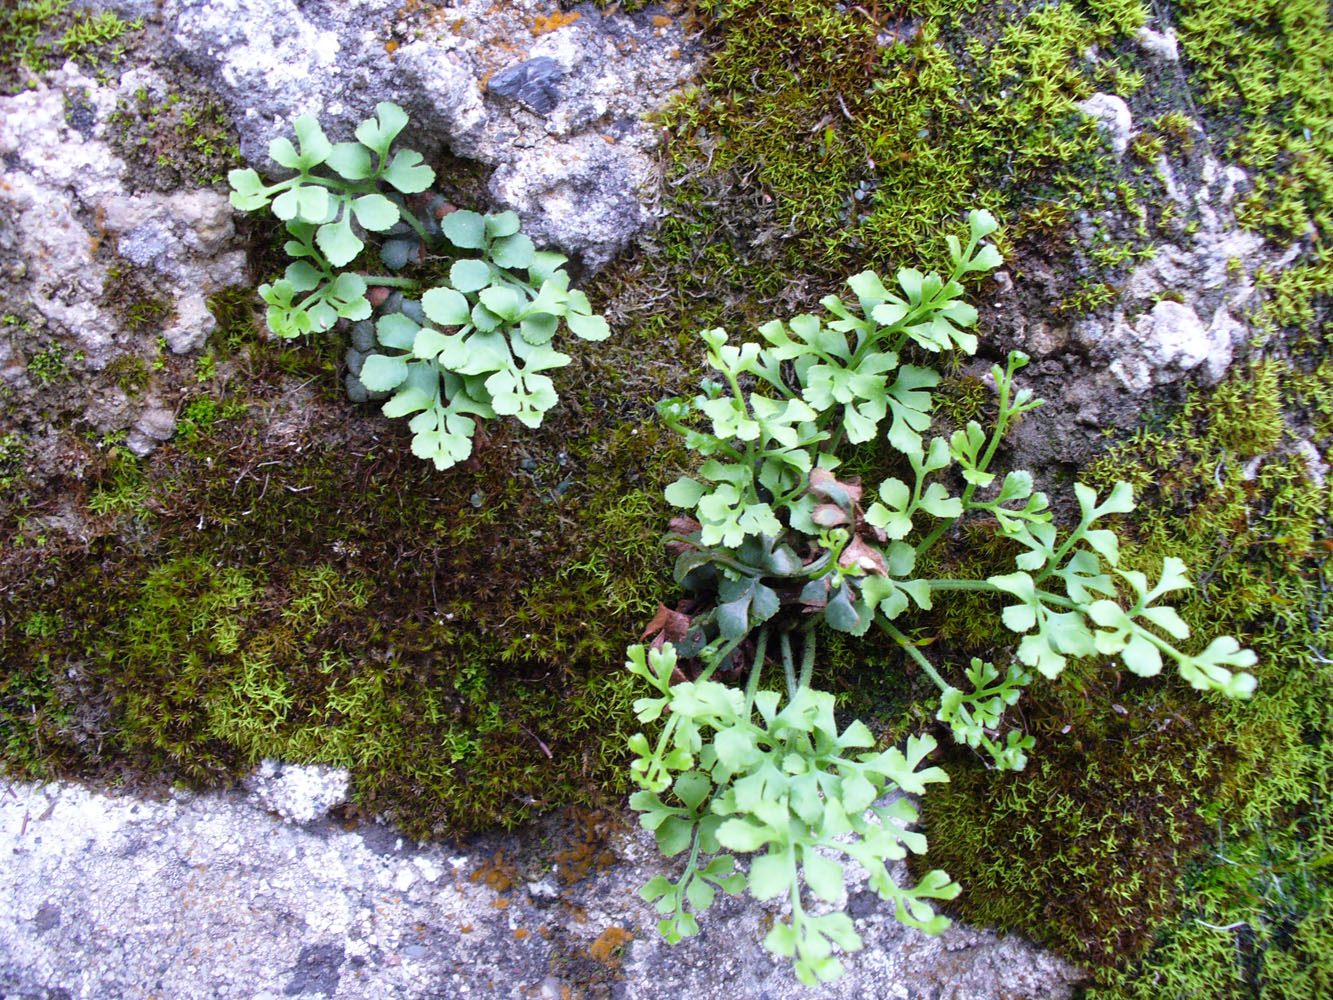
[
  {"x1": 1175, "y1": 0, "x2": 1333, "y2": 243},
  {"x1": 25, "y1": 342, "x2": 73, "y2": 385},
  {"x1": 920, "y1": 355, "x2": 1332, "y2": 988},
  {"x1": 108, "y1": 82, "x2": 243, "y2": 191},
  {"x1": 659, "y1": 0, "x2": 1147, "y2": 284},
  {"x1": 0, "y1": 285, "x2": 688, "y2": 835},
  {"x1": 1206, "y1": 359, "x2": 1286, "y2": 455},
  {"x1": 0, "y1": 431, "x2": 29, "y2": 493},
  {"x1": 0, "y1": 0, "x2": 141, "y2": 94},
  {"x1": 922, "y1": 688, "x2": 1222, "y2": 966}
]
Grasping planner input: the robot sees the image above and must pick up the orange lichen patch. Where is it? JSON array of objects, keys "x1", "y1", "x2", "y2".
[
  {"x1": 553, "y1": 807, "x2": 621, "y2": 885},
  {"x1": 470, "y1": 850, "x2": 518, "y2": 893},
  {"x1": 651, "y1": 15, "x2": 671, "y2": 28},
  {"x1": 533, "y1": 10, "x2": 581, "y2": 36},
  {"x1": 513, "y1": 927, "x2": 530, "y2": 941},
  {"x1": 459, "y1": 923, "x2": 474, "y2": 934},
  {"x1": 588, "y1": 926, "x2": 633, "y2": 966},
  {"x1": 385, "y1": 39, "x2": 399, "y2": 54}
]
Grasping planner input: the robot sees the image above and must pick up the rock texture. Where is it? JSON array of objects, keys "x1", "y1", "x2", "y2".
[
  {"x1": 0, "y1": 775, "x2": 1082, "y2": 999},
  {"x1": 0, "y1": 62, "x2": 247, "y2": 453},
  {"x1": 92, "y1": 0, "x2": 704, "y2": 272}
]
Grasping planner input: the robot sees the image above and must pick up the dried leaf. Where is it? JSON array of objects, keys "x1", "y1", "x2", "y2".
[
  {"x1": 642, "y1": 603, "x2": 692, "y2": 646},
  {"x1": 838, "y1": 537, "x2": 888, "y2": 575}
]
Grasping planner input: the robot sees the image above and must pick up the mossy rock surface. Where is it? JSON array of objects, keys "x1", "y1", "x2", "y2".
[{"x1": 2, "y1": 0, "x2": 1332, "y2": 993}]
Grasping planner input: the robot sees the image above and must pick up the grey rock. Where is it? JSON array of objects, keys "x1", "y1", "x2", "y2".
[
  {"x1": 127, "y1": 404, "x2": 177, "y2": 456},
  {"x1": 85, "y1": 0, "x2": 705, "y2": 271},
  {"x1": 345, "y1": 348, "x2": 367, "y2": 376},
  {"x1": 0, "y1": 62, "x2": 245, "y2": 462},
  {"x1": 1075, "y1": 92, "x2": 1133, "y2": 157},
  {"x1": 243, "y1": 760, "x2": 350, "y2": 824},
  {"x1": 0, "y1": 777, "x2": 1084, "y2": 999},
  {"x1": 1294, "y1": 439, "x2": 1328, "y2": 487},
  {"x1": 379, "y1": 238, "x2": 417, "y2": 272},
  {"x1": 33, "y1": 902, "x2": 61, "y2": 933},
  {"x1": 117, "y1": 221, "x2": 173, "y2": 268},
  {"x1": 398, "y1": 298, "x2": 425, "y2": 326},
  {"x1": 1136, "y1": 26, "x2": 1180, "y2": 63},
  {"x1": 282, "y1": 943, "x2": 345, "y2": 997},
  {"x1": 487, "y1": 57, "x2": 565, "y2": 116}
]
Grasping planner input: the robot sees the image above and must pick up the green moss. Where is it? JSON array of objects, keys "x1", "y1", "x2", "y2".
[
  {"x1": 922, "y1": 694, "x2": 1221, "y2": 965},
  {"x1": 26, "y1": 342, "x2": 72, "y2": 385},
  {"x1": 660, "y1": 0, "x2": 1146, "y2": 281},
  {"x1": 1, "y1": 294, "x2": 689, "y2": 835},
  {"x1": 1175, "y1": 0, "x2": 1333, "y2": 244},
  {"x1": 108, "y1": 84, "x2": 243, "y2": 190},
  {"x1": 920, "y1": 354, "x2": 1331, "y2": 988},
  {"x1": 0, "y1": 0, "x2": 140, "y2": 94},
  {"x1": 0, "y1": 431, "x2": 28, "y2": 493},
  {"x1": 1206, "y1": 359, "x2": 1287, "y2": 455}
]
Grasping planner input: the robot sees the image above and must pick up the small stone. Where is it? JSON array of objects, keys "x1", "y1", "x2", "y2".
[
  {"x1": 380, "y1": 238, "x2": 417, "y2": 272},
  {"x1": 345, "y1": 374, "x2": 369, "y2": 404},
  {"x1": 242, "y1": 760, "x2": 350, "y2": 824},
  {"x1": 399, "y1": 298, "x2": 425, "y2": 325},
  {"x1": 487, "y1": 57, "x2": 565, "y2": 116},
  {"x1": 1294, "y1": 440, "x2": 1328, "y2": 487},
  {"x1": 345, "y1": 348, "x2": 367, "y2": 376},
  {"x1": 1076, "y1": 93, "x2": 1133, "y2": 158},
  {"x1": 1136, "y1": 27, "x2": 1180, "y2": 63},
  {"x1": 133, "y1": 405, "x2": 178, "y2": 443}
]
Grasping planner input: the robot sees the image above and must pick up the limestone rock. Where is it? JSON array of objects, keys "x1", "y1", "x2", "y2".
[
  {"x1": 102, "y1": 0, "x2": 705, "y2": 272},
  {"x1": 0, "y1": 63, "x2": 247, "y2": 457},
  {"x1": 0, "y1": 777, "x2": 1083, "y2": 998},
  {"x1": 1076, "y1": 93, "x2": 1133, "y2": 158},
  {"x1": 243, "y1": 760, "x2": 351, "y2": 824}
]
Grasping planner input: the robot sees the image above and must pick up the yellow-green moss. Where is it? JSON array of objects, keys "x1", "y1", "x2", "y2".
[
  {"x1": 0, "y1": 0, "x2": 141, "y2": 94},
  {"x1": 1176, "y1": 0, "x2": 1333, "y2": 243},
  {"x1": 919, "y1": 355, "x2": 1331, "y2": 988}
]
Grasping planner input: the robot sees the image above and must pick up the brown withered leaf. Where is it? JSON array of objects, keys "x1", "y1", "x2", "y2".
[
  {"x1": 641, "y1": 603, "x2": 692, "y2": 648},
  {"x1": 812, "y1": 503, "x2": 849, "y2": 528},
  {"x1": 809, "y1": 467, "x2": 863, "y2": 505},
  {"x1": 839, "y1": 536, "x2": 889, "y2": 575}
]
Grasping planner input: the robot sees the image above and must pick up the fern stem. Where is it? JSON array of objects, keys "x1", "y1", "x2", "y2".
[
  {"x1": 798, "y1": 626, "x2": 817, "y2": 691},
  {"x1": 744, "y1": 626, "x2": 769, "y2": 715},
  {"x1": 780, "y1": 630, "x2": 798, "y2": 700},
  {"x1": 877, "y1": 618, "x2": 952, "y2": 695}
]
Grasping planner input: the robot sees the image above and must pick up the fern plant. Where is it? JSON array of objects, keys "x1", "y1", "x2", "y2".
[
  {"x1": 627, "y1": 210, "x2": 1257, "y2": 985},
  {"x1": 229, "y1": 103, "x2": 608, "y2": 469}
]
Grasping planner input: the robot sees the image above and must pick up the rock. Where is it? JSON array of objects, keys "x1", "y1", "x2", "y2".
[
  {"x1": 487, "y1": 57, "x2": 565, "y2": 116},
  {"x1": 243, "y1": 760, "x2": 350, "y2": 824},
  {"x1": 344, "y1": 374, "x2": 369, "y2": 404},
  {"x1": 1294, "y1": 440, "x2": 1328, "y2": 487},
  {"x1": 1136, "y1": 26, "x2": 1180, "y2": 63},
  {"x1": 349, "y1": 321, "x2": 376, "y2": 352},
  {"x1": 0, "y1": 63, "x2": 247, "y2": 457},
  {"x1": 0, "y1": 777, "x2": 1083, "y2": 998},
  {"x1": 127, "y1": 404, "x2": 177, "y2": 456},
  {"x1": 1075, "y1": 93, "x2": 1133, "y2": 157},
  {"x1": 1097, "y1": 300, "x2": 1231, "y2": 393},
  {"x1": 87, "y1": 0, "x2": 705, "y2": 272},
  {"x1": 380, "y1": 238, "x2": 418, "y2": 272}
]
